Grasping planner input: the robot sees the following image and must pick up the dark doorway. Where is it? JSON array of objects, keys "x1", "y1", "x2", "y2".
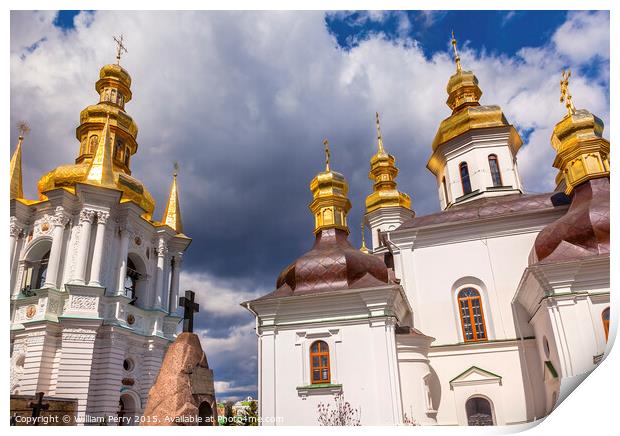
[
  {"x1": 198, "y1": 401, "x2": 214, "y2": 426},
  {"x1": 466, "y1": 397, "x2": 494, "y2": 426}
]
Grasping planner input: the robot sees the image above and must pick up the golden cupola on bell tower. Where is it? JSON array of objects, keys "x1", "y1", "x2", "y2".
[
  {"x1": 309, "y1": 139, "x2": 352, "y2": 235},
  {"x1": 37, "y1": 36, "x2": 155, "y2": 218},
  {"x1": 365, "y1": 112, "x2": 411, "y2": 214},
  {"x1": 427, "y1": 32, "x2": 523, "y2": 209}
]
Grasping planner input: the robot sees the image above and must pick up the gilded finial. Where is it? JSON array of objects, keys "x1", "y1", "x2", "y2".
[
  {"x1": 560, "y1": 69, "x2": 576, "y2": 116},
  {"x1": 375, "y1": 112, "x2": 385, "y2": 154},
  {"x1": 17, "y1": 121, "x2": 30, "y2": 140},
  {"x1": 173, "y1": 161, "x2": 179, "y2": 178},
  {"x1": 10, "y1": 121, "x2": 28, "y2": 199},
  {"x1": 113, "y1": 34, "x2": 128, "y2": 65},
  {"x1": 360, "y1": 219, "x2": 369, "y2": 254},
  {"x1": 451, "y1": 31, "x2": 462, "y2": 73},
  {"x1": 323, "y1": 139, "x2": 331, "y2": 172}
]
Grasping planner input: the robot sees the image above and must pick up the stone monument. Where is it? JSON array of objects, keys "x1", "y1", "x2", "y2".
[{"x1": 141, "y1": 291, "x2": 217, "y2": 426}]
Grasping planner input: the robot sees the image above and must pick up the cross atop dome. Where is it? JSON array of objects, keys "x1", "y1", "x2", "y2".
[{"x1": 113, "y1": 34, "x2": 128, "y2": 65}]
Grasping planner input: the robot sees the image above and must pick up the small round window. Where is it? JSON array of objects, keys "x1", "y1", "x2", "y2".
[{"x1": 123, "y1": 358, "x2": 134, "y2": 372}]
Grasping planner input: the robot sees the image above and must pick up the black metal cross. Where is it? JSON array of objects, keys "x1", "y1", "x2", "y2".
[
  {"x1": 179, "y1": 290, "x2": 199, "y2": 333},
  {"x1": 28, "y1": 392, "x2": 49, "y2": 425}
]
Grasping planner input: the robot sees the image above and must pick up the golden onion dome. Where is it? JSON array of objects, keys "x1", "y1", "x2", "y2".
[
  {"x1": 430, "y1": 33, "x2": 517, "y2": 153},
  {"x1": 308, "y1": 140, "x2": 352, "y2": 235},
  {"x1": 365, "y1": 112, "x2": 411, "y2": 213},
  {"x1": 36, "y1": 59, "x2": 155, "y2": 219},
  {"x1": 550, "y1": 70, "x2": 609, "y2": 195}
]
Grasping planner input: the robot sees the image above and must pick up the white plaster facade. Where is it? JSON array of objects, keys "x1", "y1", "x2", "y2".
[{"x1": 9, "y1": 184, "x2": 189, "y2": 424}]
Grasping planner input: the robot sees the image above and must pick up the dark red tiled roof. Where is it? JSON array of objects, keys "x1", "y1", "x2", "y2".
[
  {"x1": 533, "y1": 178, "x2": 609, "y2": 264},
  {"x1": 257, "y1": 228, "x2": 390, "y2": 301},
  {"x1": 398, "y1": 191, "x2": 571, "y2": 230}
]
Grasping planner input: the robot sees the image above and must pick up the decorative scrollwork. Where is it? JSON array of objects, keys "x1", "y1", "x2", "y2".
[{"x1": 79, "y1": 209, "x2": 97, "y2": 224}]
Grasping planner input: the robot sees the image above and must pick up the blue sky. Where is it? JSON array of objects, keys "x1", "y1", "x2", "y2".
[{"x1": 11, "y1": 10, "x2": 610, "y2": 402}]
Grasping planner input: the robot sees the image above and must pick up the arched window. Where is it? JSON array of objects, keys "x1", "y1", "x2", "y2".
[
  {"x1": 458, "y1": 288, "x2": 487, "y2": 342},
  {"x1": 459, "y1": 162, "x2": 472, "y2": 195},
  {"x1": 466, "y1": 396, "x2": 495, "y2": 426},
  {"x1": 488, "y1": 154, "x2": 502, "y2": 187},
  {"x1": 602, "y1": 307, "x2": 610, "y2": 342},
  {"x1": 442, "y1": 176, "x2": 450, "y2": 205},
  {"x1": 310, "y1": 340, "x2": 330, "y2": 384},
  {"x1": 124, "y1": 258, "x2": 141, "y2": 305},
  {"x1": 33, "y1": 251, "x2": 50, "y2": 290},
  {"x1": 115, "y1": 139, "x2": 124, "y2": 161}
]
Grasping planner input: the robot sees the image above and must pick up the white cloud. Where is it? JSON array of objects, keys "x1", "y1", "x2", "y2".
[
  {"x1": 180, "y1": 270, "x2": 265, "y2": 317},
  {"x1": 552, "y1": 11, "x2": 610, "y2": 63}
]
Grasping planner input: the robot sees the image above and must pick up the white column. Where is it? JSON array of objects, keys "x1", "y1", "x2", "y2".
[
  {"x1": 116, "y1": 227, "x2": 131, "y2": 296},
  {"x1": 10, "y1": 217, "x2": 23, "y2": 268},
  {"x1": 44, "y1": 206, "x2": 69, "y2": 289},
  {"x1": 73, "y1": 209, "x2": 96, "y2": 284},
  {"x1": 169, "y1": 254, "x2": 182, "y2": 312},
  {"x1": 154, "y1": 238, "x2": 166, "y2": 310},
  {"x1": 88, "y1": 211, "x2": 109, "y2": 287}
]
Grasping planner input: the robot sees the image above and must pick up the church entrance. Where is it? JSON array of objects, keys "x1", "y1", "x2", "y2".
[
  {"x1": 465, "y1": 397, "x2": 494, "y2": 426},
  {"x1": 198, "y1": 401, "x2": 214, "y2": 426},
  {"x1": 118, "y1": 393, "x2": 139, "y2": 426}
]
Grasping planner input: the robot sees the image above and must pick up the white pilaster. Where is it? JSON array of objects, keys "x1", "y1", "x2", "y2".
[
  {"x1": 88, "y1": 211, "x2": 109, "y2": 287},
  {"x1": 44, "y1": 206, "x2": 69, "y2": 289},
  {"x1": 154, "y1": 238, "x2": 167, "y2": 310},
  {"x1": 169, "y1": 254, "x2": 182, "y2": 312},
  {"x1": 116, "y1": 226, "x2": 131, "y2": 296},
  {"x1": 73, "y1": 209, "x2": 96, "y2": 284},
  {"x1": 10, "y1": 217, "x2": 23, "y2": 267}
]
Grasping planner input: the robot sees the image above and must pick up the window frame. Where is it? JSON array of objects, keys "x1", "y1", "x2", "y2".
[
  {"x1": 457, "y1": 287, "x2": 488, "y2": 343},
  {"x1": 488, "y1": 154, "x2": 503, "y2": 187},
  {"x1": 309, "y1": 340, "x2": 331, "y2": 385},
  {"x1": 459, "y1": 162, "x2": 472, "y2": 195}
]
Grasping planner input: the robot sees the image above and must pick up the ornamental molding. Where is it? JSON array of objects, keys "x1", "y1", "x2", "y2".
[
  {"x1": 62, "y1": 327, "x2": 97, "y2": 342},
  {"x1": 69, "y1": 295, "x2": 98, "y2": 312},
  {"x1": 156, "y1": 238, "x2": 168, "y2": 257},
  {"x1": 33, "y1": 214, "x2": 54, "y2": 238},
  {"x1": 51, "y1": 206, "x2": 71, "y2": 227},
  {"x1": 10, "y1": 217, "x2": 24, "y2": 238},
  {"x1": 96, "y1": 210, "x2": 110, "y2": 224},
  {"x1": 79, "y1": 208, "x2": 97, "y2": 224}
]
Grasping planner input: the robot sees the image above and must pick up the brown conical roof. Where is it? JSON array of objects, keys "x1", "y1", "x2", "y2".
[{"x1": 261, "y1": 228, "x2": 389, "y2": 299}]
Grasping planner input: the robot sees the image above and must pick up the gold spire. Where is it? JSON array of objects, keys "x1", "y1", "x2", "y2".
[
  {"x1": 309, "y1": 139, "x2": 351, "y2": 234},
  {"x1": 451, "y1": 30, "x2": 462, "y2": 72},
  {"x1": 85, "y1": 113, "x2": 116, "y2": 186},
  {"x1": 10, "y1": 122, "x2": 29, "y2": 200},
  {"x1": 560, "y1": 69, "x2": 576, "y2": 116},
  {"x1": 365, "y1": 113, "x2": 411, "y2": 214},
  {"x1": 551, "y1": 70, "x2": 609, "y2": 195},
  {"x1": 360, "y1": 220, "x2": 369, "y2": 254},
  {"x1": 162, "y1": 162, "x2": 184, "y2": 233}
]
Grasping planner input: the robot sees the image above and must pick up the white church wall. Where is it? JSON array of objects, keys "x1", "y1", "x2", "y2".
[
  {"x1": 258, "y1": 317, "x2": 404, "y2": 426},
  {"x1": 428, "y1": 342, "x2": 535, "y2": 425},
  {"x1": 403, "y1": 230, "x2": 539, "y2": 345}
]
